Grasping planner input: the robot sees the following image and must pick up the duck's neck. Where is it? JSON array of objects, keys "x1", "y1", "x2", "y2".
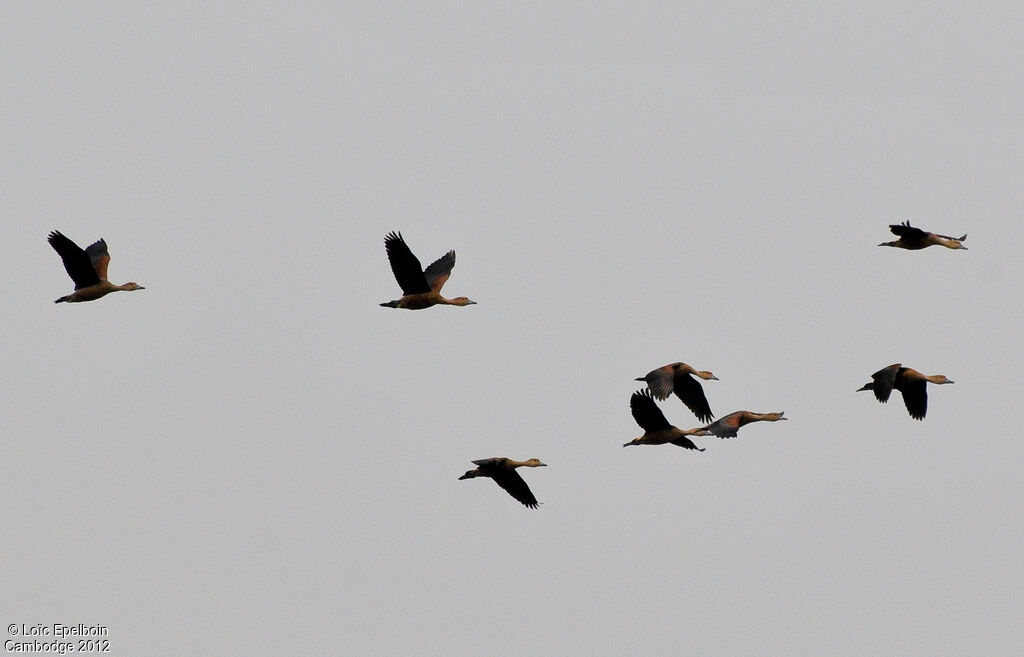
[{"x1": 438, "y1": 296, "x2": 473, "y2": 307}]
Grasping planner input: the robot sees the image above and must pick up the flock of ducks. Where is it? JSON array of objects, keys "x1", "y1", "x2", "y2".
[{"x1": 48, "y1": 221, "x2": 966, "y2": 509}]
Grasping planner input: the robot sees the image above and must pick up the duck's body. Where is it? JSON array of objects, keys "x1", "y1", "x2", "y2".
[
  {"x1": 635, "y1": 362, "x2": 718, "y2": 423},
  {"x1": 48, "y1": 231, "x2": 144, "y2": 303},
  {"x1": 857, "y1": 363, "x2": 953, "y2": 420},
  {"x1": 458, "y1": 457, "x2": 546, "y2": 508},
  {"x1": 624, "y1": 389, "x2": 707, "y2": 451},
  {"x1": 381, "y1": 231, "x2": 476, "y2": 309},
  {"x1": 879, "y1": 221, "x2": 967, "y2": 250},
  {"x1": 701, "y1": 410, "x2": 787, "y2": 439},
  {"x1": 381, "y1": 291, "x2": 462, "y2": 310}
]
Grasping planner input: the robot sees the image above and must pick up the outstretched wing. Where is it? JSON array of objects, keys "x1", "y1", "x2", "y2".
[
  {"x1": 84, "y1": 239, "x2": 110, "y2": 281},
  {"x1": 674, "y1": 374, "x2": 714, "y2": 423},
  {"x1": 889, "y1": 221, "x2": 927, "y2": 240},
  {"x1": 471, "y1": 457, "x2": 505, "y2": 467},
  {"x1": 669, "y1": 436, "x2": 705, "y2": 451},
  {"x1": 423, "y1": 250, "x2": 456, "y2": 292},
  {"x1": 384, "y1": 232, "x2": 431, "y2": 295},
  {"x1": 630, "y1": 389, "x2": 672, "y2": 433},
  {"x1": 640, "y1": 364, "x2": 675, "y2": 400},
  {"x1": 705, "y1": 411, "x2": 741, "y2": 438},
  {"x1": 897, "y1": 379, "x2": 928, "y2": 420},
  {"x1": 870, "y1": 364, "x2": 901, "y2": 403},
  {"x1": 491, "y1": 469, "x2": 540, "y2": 508},
  {"x1": 48, "y1": 231, "x2": 101, "y2": 289}
]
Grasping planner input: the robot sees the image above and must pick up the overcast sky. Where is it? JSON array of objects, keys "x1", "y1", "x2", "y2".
[{"x1": 3, "y1": 3, "x2": 1023, "y2": 656}]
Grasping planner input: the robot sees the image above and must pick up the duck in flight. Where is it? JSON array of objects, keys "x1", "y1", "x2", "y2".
[
  {"x1": 48, "y1": 231, "x2": 145, "y2": 303},
  {"x1": 380, "y1": 231, "x2": 476, "y2": 309},
  {"x1": 458, "y1": 458, "x2": 546, "y2": 508},
  {"x1": 701, "y1": 410, "x2": 787, "y2": 439},
  {"x1": 634, "y1": 362, "x2": 718, "y2": 423},
  {"x1": 879, "y1": 221, "x2": 967, "y2": 250},
  {"x1": 623, "y1": 389, "x2": 708, "y2": 451},
  {"x1": 857, "y1": 363, "x2": 954, "y2": 420}
]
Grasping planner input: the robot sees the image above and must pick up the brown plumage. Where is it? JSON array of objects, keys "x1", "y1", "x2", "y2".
[
  {"x1": 458, "y1": 458, "x2": 546, "y2": 508},
  {"x1": 701, "y1": 410, "x2": 787, "y2": 439},
  {"x1": 48, "y1": 231, "x2": 145, "y2": 303},
  {"x1": 623, "y1": 389, "x2": 708, "y2": 451},
  {"x1": 857, "y1": 363, "x2": 954, "y2": 420},
  {"x1": 380, "y1": 231, "x2": 476, "y2": 309},
  {"x1": 634, "y1": 362, "x2": 718, "y2": 423},
  {"x1": 879, "y1": 221, "x2": 967, "y2": 250}
]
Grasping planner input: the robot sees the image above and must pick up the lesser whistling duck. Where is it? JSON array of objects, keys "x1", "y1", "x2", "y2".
[
  {"x1": 623, "y1": 389, "x2": 708, "y2": 451},
  {"x1": 380, "y1": 231, "x2": 476, "y2": 309},
  {"x1": 458, "y1": 458, "x2": 546, "y2": 508},
  {"x1": 857, "y1": 363, "x2": 953, "y2": 420},
  {"x1": 701, "y1": 410, "x2": 787, "y2": 439},
  {"x1": 48, "y1": 231, "x2": 145, "y2": 303},
  {"x1": 879, "y1": 221, "x2": 967, "y2": 250},
  {"x1": 635, "y1": 362, "x2": 718, "y2": 423}
]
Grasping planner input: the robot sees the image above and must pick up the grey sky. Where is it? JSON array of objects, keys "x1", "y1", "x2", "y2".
[{"x1": 2, "y1": 3, "x2": 1023, "y2": 655}]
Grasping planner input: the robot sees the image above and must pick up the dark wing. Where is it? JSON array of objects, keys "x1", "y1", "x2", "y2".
[
  {"x1": 48, "y1": 231, "x2": 101, "y2": 289},
  {"x1": 870, "y1": 364, "x2": 901, "y2": 403},
  {"x1": 423, "y1": 250, "x2": 456, "y2": 293},
  {"x1": 384, "y1": 232, "x2": 431, "y2": 295},
  {"x1": 669, "y1": 436, "x2": 705, "y2": 451},
  {"x1": 889, "y1": 221, "x2": 927, "y2": 239},
  {"x1": 471, "y1": 457, "x2": 506, "y2": 467},
  {"x1": 674, "y1": 373, "x2": 714, "y2": 423},
  {"x1": 84, "y1": 239, "x2": 110, "y2": 281},
  {"x1": 630, "y1": 389, "x2": 672, "y2": 433},
  {"x1": 641, "y1": 365, "x2": 675, "y2": 400},
  {"x1": 705, "y1": 411, "x2": 741, "y2": 438},
  {"x1": 888, "y1": 221, "x2": 928, "y2": 248},
  {"x1": 491, "y1": 469, "x2": 539, "y2": 508},
  {"x1": 896, "y1": 378, "x2": 928, "y2": 420}
]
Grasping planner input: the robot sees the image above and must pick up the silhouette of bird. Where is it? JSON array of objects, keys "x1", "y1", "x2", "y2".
[
  {"x1": 879, "y1": 221, "x2": 967, "y2": 250},
  {"x1": 701, "y1": 410, "x2": 787, "y2": 439},
  {"x1": 635, "y1": 362, "x2": 717, "y2": 423},
  {"x1": 380, "y1": 231, "x2": 476, "y2": 309},
  {"x1": 623, "y1": 389, "x2": 707, "y2": 451},
  {"x1": 458, "y1": 458, "x2": 546, "y2": 508},
  {"x1": 48, "y1": 231, "x2": 145, "y2": 303},
  {"x1": 857, "y1": 363, "x2": 954, "y2": 420}
]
